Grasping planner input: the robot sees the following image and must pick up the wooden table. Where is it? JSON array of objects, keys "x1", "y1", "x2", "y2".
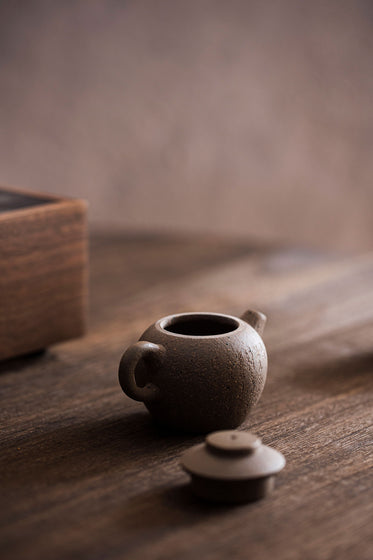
[{"x1": 1, "y1": 234, "x2": 372, "y2": 560}]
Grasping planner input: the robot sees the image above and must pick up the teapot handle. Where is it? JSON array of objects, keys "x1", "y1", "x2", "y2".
[
  {"x1": 240, "y1": 309, "x2": 267, "y2": 337},
  {"x1": 118, "y1": 341, "x2": 165, "y2": 402}
]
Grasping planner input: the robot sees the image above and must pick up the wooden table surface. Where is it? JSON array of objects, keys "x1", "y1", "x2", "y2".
[{"x1": 1, "y1": 234, "x2": 372, "y2": 560}]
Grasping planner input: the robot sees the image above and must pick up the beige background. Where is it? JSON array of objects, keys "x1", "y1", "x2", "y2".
[{"x1": 0, "y1": 0, "x2": 372, "y2": 250}]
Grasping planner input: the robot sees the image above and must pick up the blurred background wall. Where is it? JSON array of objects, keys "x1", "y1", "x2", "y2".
[{"x1": 0, "y1": 0, "x2": 372, "y2": 251}]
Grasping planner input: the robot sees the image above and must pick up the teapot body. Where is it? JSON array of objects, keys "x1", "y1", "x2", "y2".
[{"x1": 119, "y1": 311, "x2": 267, "y2": 433}]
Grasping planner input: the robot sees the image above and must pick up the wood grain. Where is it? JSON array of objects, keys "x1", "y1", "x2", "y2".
[
  {"x1": 0, "y1": 188, "x2": 87, "y2": 360},
  {"x1": 0, "y1": 235, "x2": 372, "y2": 560}
]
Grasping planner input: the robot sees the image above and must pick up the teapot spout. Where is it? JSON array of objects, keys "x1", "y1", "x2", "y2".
[{"x1": 240, "y1": 309, "x2": 267, "y2": 337}]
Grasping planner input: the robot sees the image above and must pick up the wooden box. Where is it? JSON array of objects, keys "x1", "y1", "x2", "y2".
[{"x1": 0, "y1": 187, "x2": 88, "y2": 361}]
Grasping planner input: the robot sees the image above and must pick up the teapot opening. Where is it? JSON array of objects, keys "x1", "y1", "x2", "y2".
[{"x1": 163, "y1": 314, "x2": 239, "y2": 337}]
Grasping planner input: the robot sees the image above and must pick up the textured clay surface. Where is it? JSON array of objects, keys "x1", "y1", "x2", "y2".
[{"x1": 120, "y1": 312, "x2": 267, "y2": 433}]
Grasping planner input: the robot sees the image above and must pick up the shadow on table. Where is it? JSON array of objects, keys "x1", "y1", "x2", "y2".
[
  {"x1": 1, "y1": 411, "x2": 200, "y2": 487},
  {"x1": 0, "y1": 349, "x2": 53, "y2": 374},
  {"x1": 116, "y1": 483, "x2": 249, "y2": 533}
]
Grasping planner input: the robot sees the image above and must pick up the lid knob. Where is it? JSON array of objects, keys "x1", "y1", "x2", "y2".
[{"x1": 206, "y1": 430, "x2": 261, "y2": 455}]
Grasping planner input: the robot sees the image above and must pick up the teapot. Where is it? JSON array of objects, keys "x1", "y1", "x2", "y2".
[{"x1": 118, "y1": 309, "x2": 267, "y2": 433}]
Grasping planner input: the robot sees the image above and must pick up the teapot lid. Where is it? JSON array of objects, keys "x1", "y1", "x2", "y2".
[{"x1": 182, "y1": 430, "x2": 285, "y2": 480}]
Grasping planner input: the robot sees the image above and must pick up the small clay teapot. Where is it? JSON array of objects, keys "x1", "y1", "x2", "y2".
[{"x1": 118, "y1": 309, "x2": 267, "y2": 433}]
